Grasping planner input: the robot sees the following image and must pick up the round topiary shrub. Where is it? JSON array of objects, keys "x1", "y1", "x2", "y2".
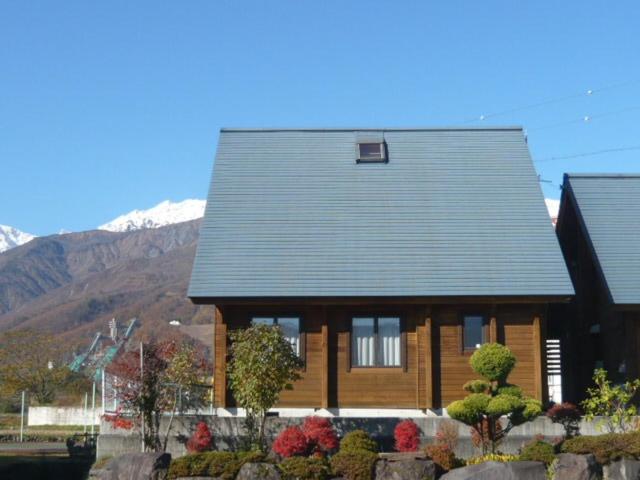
[
  {"x1": 340, "y1": 430, "x2": 378, "y2": 453},
  {"x1": 470, "y1": 343, "x2": 516, "y2": 383},
  {"x1": 279, "y1": 456, "x2": 331, "y2": 480},
  {"x1": 302, "y1": 416, "x2": 339, "y2": 453},
  {"x1": 330, "y1": 451, "x2": 377, "y2": 480},
  {"x1": 519, "y1": 439, "x2": 556, "y2": 465}
]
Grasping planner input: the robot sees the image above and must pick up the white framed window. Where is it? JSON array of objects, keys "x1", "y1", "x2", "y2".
[
  {"x1": 352, "y1": 316, "x2": 401, "y2": 367},
  {"x1": 357, "y1": 142, "x2": 387, "y2": 163},
  {"x1": 251, "y1": 316, "x2": 301, "y2": 356}
]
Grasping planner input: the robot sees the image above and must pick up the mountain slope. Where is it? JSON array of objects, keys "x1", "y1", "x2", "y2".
[
  {"x1": 99, "y1": 199, "x2": 206, "y2": 232},
  {"x1": 0, "y1": 219, "x2": 212, "y2": 349},
  {"x1": 0, "y1": 225, "x2": 36, "y2": 253}
]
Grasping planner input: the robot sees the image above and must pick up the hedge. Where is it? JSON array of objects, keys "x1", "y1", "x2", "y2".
[{"x1": 562, "y1": 431, "x2": 640, "y2": 465}]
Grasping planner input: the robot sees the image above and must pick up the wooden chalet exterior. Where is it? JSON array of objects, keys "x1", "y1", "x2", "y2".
[
  {"x1": 189, "y1": 128, "x2": 573, "y2": 413},
  {"x1": 553, "y1": 174, "x2": 640, "y2": 402}
]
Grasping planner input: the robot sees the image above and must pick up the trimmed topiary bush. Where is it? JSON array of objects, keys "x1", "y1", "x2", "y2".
[
  {"x1": 519, "y1": 439, "x2": 556, "y2": 465},
  {"x1": 561, "y1": 431, "x2": 640, "y2": 465},
  {"x1": 446, "y1": 343, "x2": 542, "y2": 454},
  {"x1": 394, "y1": 419, "x2": 420, "y2": 452},
  {"x1": 340, "y1": 430, "x2": 378, "y2": 453},
  {"x1": 330, "y1": 451, "x2": 377, "y2": 480},
  {"x1": 470, "y1": 343, "x2": 516, "y2": 384},
  {"x1": 279, "y1": 456, "x2": 331, "y2": 480},
  {"x1": 273, "y1": 426, "x2": 308, "y2": 458}
]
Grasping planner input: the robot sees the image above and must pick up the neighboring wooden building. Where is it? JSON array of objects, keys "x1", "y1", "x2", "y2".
[
  {"x1": 188, "y1": 128, "x2": 573, "y2": 414},
  {"x1": 553, "y1": 174, "x2": 640, "y2": 402}
]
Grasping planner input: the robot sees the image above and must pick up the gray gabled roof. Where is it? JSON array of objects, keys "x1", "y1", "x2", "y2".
[
  {"x1": 564, "y1": 174, "x2": 640, "y2": 305},
  {"x1": 188, "y1": 128, "x2": 573, "y2": 299}
]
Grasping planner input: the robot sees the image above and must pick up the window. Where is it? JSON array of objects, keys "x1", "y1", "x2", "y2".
[
  {"x1": 251, "y1": 317, "x2": 301, "y2": 356},
  {"x1": 352, "y1": 317, "x2": 401, "y2": 367},
  {"x1": 357, "y1": 142, "x2": 387, "y2": 163},
  {"x1": 463, "y1": 315, "x2": 486, "y2": 351}
]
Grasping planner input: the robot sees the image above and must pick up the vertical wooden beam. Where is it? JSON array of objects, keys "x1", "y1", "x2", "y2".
[
  {"x1": 489, "y1": 316, "x2": 498, "y2": 343},
  {"x1": 533, "y1": 314, "x2": 544, "y2": 402},
  {"x1": 425, "y1": 307, "x2": 433, "y2": 409},
  {"x1": 214, "y1": 307, "x2": 227, "y2": 408},
  {"x1": 321, "y1": 309, "x2": 329, "y2": 409}
]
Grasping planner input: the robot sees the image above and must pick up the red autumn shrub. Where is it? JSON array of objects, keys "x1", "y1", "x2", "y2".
[
  {"x1": 394, "y1": 419, "x2": 420, "y2": 452},
  {"x1": 547, "y1": 402, "x2": 582, "y2": 438},
  {"x1": 103, "y1": 413, "x2": 134, "y2": 430},
  {"x1": 273, "y1": 426, "x2": 309, "y2": 458},
  {"x1": 186, "y1": 421, "x2": 213, "y2": 453},
  {"x1": 302, "y1": 416, "x2": 339, "y2": 453}
]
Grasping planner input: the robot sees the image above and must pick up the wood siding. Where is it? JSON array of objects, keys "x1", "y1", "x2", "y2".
[{"x1": 214, "y1": 302, "x2": 546, "y2": 409}]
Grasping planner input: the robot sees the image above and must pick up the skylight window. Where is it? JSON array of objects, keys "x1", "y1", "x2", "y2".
[{"x1": 357, "y1": 142, "x2": 387, "y2": 163}]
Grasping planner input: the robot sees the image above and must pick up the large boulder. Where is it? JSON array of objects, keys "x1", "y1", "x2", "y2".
[
  {"x1": 90, "y1": 452, "x2": 171, "y2": 480},
  {"x1": 236, "y1": 462, "x2": 281, "y2": 480},
  {"x1": 604, "y1": 458, "x2": 640, "y2": 480},
  {"x1": 440, "y1": 461, "x2": 546, "y2": 480},
  {"x1": 375, "y1": 456, "x2": 436, "y2": 480},
  {"x1": 553, "y1": 453, "x2": 602, "y2": 480}
]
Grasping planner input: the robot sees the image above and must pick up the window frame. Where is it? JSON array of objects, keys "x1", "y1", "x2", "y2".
[
  {"x1": 356, "y1": 142, "x2": 388, "y2": 163},
  {"x1": 460, "y1": 313, "x2": 488, "y2": 354},
  {"x1": 250, "y1": 315, "x2": 306, "y2": 367},
  {"x1": 349, "y1": 315, "x2": 405, "y2": 369}
]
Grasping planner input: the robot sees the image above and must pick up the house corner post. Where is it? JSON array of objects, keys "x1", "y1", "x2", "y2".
[
  {"x1": 321, "y1": 306, "x2": 329, "y2": 409},
  {"x1": 424, "y1": 306, "x2": 433, "y2": 409},
  {"x1": 214, "y1": 307, "x2": 227, "y2": 409},
  {"x1": 532, "y1": 312, "x2": 547, "y2": 402}
]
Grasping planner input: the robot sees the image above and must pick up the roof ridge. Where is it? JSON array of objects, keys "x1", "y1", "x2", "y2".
[
  {"x1": 566, "y1": 173, "x2": 640, "y2": 179},
  {"x1": 220, "y1": 126, "x2": 524, "y2": 133}
]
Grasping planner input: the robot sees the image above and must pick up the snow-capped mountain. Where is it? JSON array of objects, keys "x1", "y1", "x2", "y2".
[
  {"x1": 0, "y1": 225, "x2": 36, "y2": 253},
  {"x1": 98, "y1": 199, "x2": 206, "y2": 232}
]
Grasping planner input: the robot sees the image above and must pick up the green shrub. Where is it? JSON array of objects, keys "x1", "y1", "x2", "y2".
[
  {"x1": 562, "y1": 431, "x2": 640, "y2": 465},
  {"x1": 206, "y1": 451, "x2": 242, "y2": 479},
  {"x1": 470, "y1": 343, "x2": 516, "y2": 384},
  {"x1": 519, "y1": 439, "x2": 556, "y2": 465},
  {"x1": 330, "y1": 451, "x2": 377, "y2": 480},
  {"x1": 582, "y1": 368, "x2": 640, "y2": 433},
  {"x1": 168, "y1": 456, "x2": 192, "y2": 479},
  {"x1": 279, "y1": 456, "x2": 331, "y2": 480},
  {"x1": 168, "y1": 451, "x2": 262, "y2": 479},
  {"x1": 339, "y1": 430, "x2": 378, "y2": 453},
  {"x1": 463, "y1": 380, "x2": 490, "y2": 394},
  {"x1": 497, "y1": 384, "x2": 523, "y2": 397}
]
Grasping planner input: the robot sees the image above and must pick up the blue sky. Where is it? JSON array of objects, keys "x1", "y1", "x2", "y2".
[{"x1": 1, "y1": 1, "x2": 639, "y2": 235}]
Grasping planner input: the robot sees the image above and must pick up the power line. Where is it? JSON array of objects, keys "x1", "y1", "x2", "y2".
[
  {"x1": 458, "y1": 79, "x2": 640, "y2": 124},
  {"x1": 535, "y1": 145, "x2": 640, "y2": 163},
  {"x1": 527, "y1": 105, "x2": 640, "y2": 132}
]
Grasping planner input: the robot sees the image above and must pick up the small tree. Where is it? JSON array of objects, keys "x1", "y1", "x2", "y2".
[
  {"x1": 0, "y1": 329, "x2": 72, "y2": 404},
  {"x1": 446, "y1": 343, "x2": 542, "y2": 454},
  {"x1": 582, "y1": 368, "x2": 640, "y2": 433},
  {"x1": 109, "y1": 340, "x2": 207, "y2": 451},
  {"x1": 227, "y1": 324, "x2": 304, "y2": 449},
  {"x1": 186, "y1": 422, "x2": 213, "y2": 453}
]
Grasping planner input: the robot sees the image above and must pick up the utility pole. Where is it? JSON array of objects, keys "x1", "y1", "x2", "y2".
[
  {"x1": 19, "y1": 391, "x2": 25, "y2": 443},
  {"x1": 140, "y1": 341, "x2": 145, "y2": 452},
  {"x1": 83, "y1": 392, "x2": 88, "y2": 434},
  {"x1": 91, "y1": 381, "x2": 96, "y2": 435}
]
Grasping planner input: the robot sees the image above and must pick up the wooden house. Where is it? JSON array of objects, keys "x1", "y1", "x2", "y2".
[
  {"x1": 188, "y1": 128, "x2": 573, "y2": 414},
  {"x1": 553, "y1": 174, "x2": 640, "y2": 402}
]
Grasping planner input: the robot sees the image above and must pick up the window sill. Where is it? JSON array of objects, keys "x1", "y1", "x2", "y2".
[{"x1": 349, "y1": 367, "x2": 404, "y2": 373}]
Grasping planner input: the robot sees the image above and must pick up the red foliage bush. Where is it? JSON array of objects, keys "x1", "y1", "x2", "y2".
[
  {"x1": 186, "y1": 422, "x2": 213, "y2": 453},
  {"x1": 547, "y1": 402, "x2": 582, "y2": 438},
  {"x1": 103, "y1": 413, "x2": 134, "y2": 430},
  {"x1": 394, "y1": 419, "x2": 420, "y2": 452},
  {"x1": 302, "y1": 417, "x2": 339, "y2": 454},
  {"x1": 425, "y1": 443, "x2": 458, "y2": 472},
  {"x1": 273, "y1": 426, "x2": 309, "y2": 458}
]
